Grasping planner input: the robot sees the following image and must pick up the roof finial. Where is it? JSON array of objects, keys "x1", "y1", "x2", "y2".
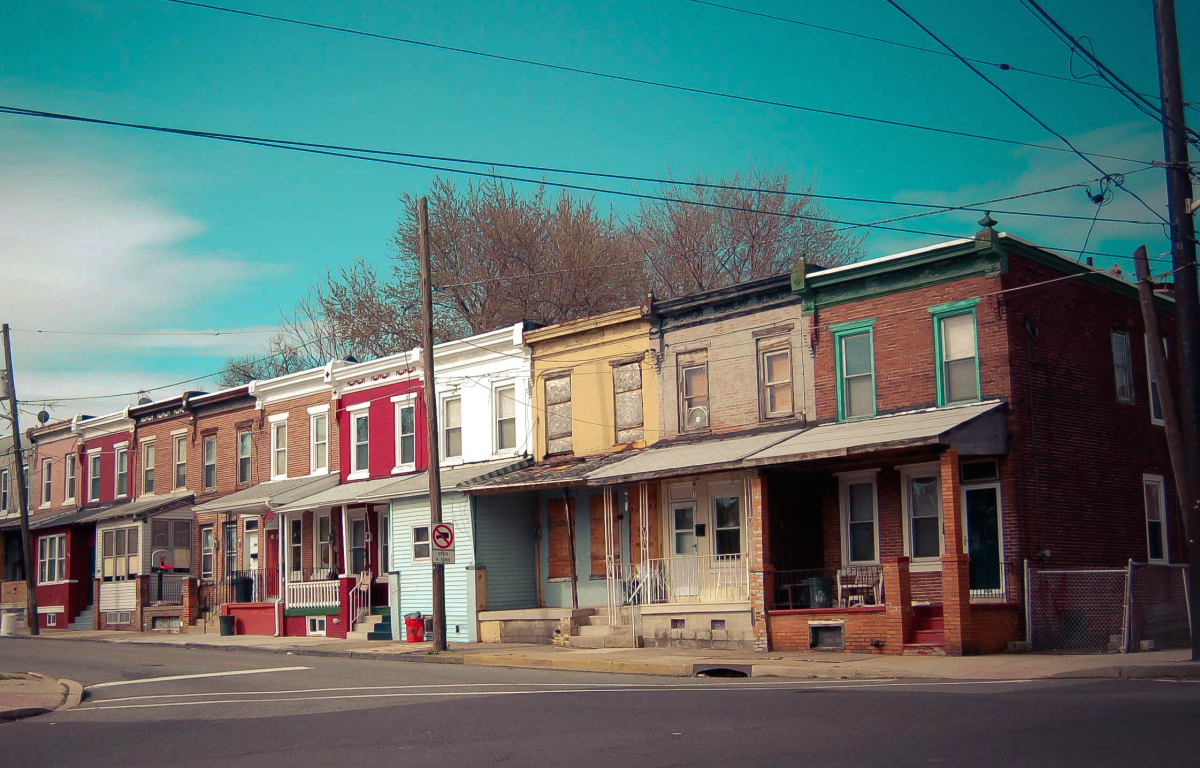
[{"x1": 976, "y1": 212, "x2": 998, "y2": 242}]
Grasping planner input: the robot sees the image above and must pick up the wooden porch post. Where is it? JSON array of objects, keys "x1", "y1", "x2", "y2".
[{"x1": 940, "y1": 449, "x2": 972, "y2": 655}]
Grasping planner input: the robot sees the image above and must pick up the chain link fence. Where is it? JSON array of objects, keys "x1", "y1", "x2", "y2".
[{"x1": 1026, "y1": 562, "x2": 1192, "y2": 654}]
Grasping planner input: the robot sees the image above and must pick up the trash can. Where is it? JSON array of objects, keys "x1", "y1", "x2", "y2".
[
  {"x1": 232, "y1": 576, "x2": 253, "y2": 603},
  {"x1": 805, "y1": 577, "x2": 833, "y2": 609},
  {"x1": 404, "y1": 612, "x2": 425, "y2": 643},
  {"x1": 219, "y1": 614, "x2": 236, "y2": 636},
  {"x1": 0, "y1": 611, "x2": 17, "y2": 637}
]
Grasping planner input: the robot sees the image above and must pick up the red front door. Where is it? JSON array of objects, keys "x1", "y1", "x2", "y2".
[{"x1": 265, "y1": 530, "x2": 279, "y2": 598}]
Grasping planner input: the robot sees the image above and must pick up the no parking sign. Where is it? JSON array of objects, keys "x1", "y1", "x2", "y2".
[{"x1": 431, "y1": 522, "x2": 455, "y2": 565}]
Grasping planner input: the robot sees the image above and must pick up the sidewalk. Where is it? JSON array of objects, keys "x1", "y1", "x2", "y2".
[
  {"x1": 0, "y1": 672, "x2": 82, "y2": 722},
  {"x1": 8, "y1": 629, "x2": 1200, "y2": 680}
]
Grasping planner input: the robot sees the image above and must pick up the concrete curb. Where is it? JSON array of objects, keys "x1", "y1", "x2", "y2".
[
  {"x1": 0, "y1": 673, "x2": 78, "y2": 723},
  {"x1": 0, "y1": 706, "x2": 53, "y2": 723},
  {"x1": 60, "y1": 679, "x2": 84, "y2": 710}
]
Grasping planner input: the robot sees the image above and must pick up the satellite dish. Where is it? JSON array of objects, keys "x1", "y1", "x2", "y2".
[
  {"x1": 685, "y1": 406, "x2": 709, "y2": 431},
  {"x1": 37, "y1": 409, "x2": 50, "y2": 425},
  {"x1": 137, "y1": 390, "x2": 153, "y2": 405}
]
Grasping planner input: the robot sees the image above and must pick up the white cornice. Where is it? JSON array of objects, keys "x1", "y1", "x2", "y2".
[
  {"x1": 74, "y1": 408, "x2": 134, "y2": 441},
  {"x1": 248, "y1": 359, "x2": 347, "y2": 406}
]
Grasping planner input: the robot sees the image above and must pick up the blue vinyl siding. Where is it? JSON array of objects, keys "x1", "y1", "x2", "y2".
[
  {"x1": 473, "y1": 492, "x2": 538, "y2": 611},
  {"x1": 390, "y1": 492, "x2": 475, "y2": 643}
]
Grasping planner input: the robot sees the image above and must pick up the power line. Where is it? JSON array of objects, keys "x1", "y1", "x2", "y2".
[
  {"x1": 153, "y1": 0, "x2": 1154, "y2": 165},
  {"x1": 882, "y1": 0, "x2": 1171, "y2": 229},
  {"x1": 0, "y1": 105, "x2": 1158, "y2": 262},
  {"x1": 10, "y1": 328, "x2": 278, "y2": 337}
]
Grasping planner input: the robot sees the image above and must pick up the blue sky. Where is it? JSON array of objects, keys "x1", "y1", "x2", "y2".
[{"x1": 1, "y1": 0, "x2": 1196, "y2": 418}]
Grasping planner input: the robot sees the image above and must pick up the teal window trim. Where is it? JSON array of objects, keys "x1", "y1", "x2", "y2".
[
  {"x1": 930, "y1": 300, "x2": 982, "y2": 407},
  {"x1": 832, "y1": 318, "x2": 877, "y2": 421}
]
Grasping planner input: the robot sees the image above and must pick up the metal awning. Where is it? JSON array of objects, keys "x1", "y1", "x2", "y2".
[
  {"x1": 584, "y1": 428, "x2": 805, "y2": 486},
  {"x1": 459, "y1": 452, "x2": 634, "y2": 493},
  {"x1": 77, "y1": 491, "x2": 195, "y2": 523},
  {"x1": 191, "y1": 473, "x2": 340, "y2": 515}
]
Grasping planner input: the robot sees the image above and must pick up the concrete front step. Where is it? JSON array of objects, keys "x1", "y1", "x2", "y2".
[
  {"x1": 902, "y1": 643, "x2": 947, "y2": 656},
  {"x1": 577, "y1": 623, "x2": 631, "y2": 637},
  {"x1": 569, "y1": 634, "x2": 638, "y2": 649},
  {"x1": 910, "y1": 629, "x2": 945, "y2": 644},
  {"x1": 68, "y1": 607, "x2": 94, "y2": 631}
]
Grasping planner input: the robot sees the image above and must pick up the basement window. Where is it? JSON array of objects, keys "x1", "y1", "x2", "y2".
[
  {"x1": 153, "y1": 616, "x2": 181, "y2": 630},
  {"x1": 307, "y1": 616, "x2": 327, "y2": 636},
  {"x1": 809, "y1": 622, "x2": 844, "y2": 650},
  {"x1": 107, "y1": 611, "x2": 131, "y2": 625},
  {"x1": 710, "y1": 619, "x2": 725, "y2": 631},
  {"x1": 45, "y1": 613, "x2": 57, "y2": 627},
  {"x1": 671, "y1": 618, "x2": 685, "y2": 629}
]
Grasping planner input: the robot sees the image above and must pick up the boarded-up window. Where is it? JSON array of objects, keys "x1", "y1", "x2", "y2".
[
  {"x1": 548, "y1": 498, "x2": 575, "y2": 579},
  {"x1": 612, "y1": 361, "x2": 644, "y2": 444},
  {"x1": 628, "y1": 482, "x2": 662, "y2": 564},
  {"x1": 545, "y1": 374, "x2": 572, "y2": 455},
  {"x1": 589, "y1": 494, "x2": 621, "y2": 577}
]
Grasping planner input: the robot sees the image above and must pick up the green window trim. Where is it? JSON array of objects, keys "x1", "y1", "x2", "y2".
[
  {"x1": 930, "y1": 299, "x2": 982, "y2": 407},
  {"x1": 832, "y1": 318, "x2": 877, "y2": 421}
]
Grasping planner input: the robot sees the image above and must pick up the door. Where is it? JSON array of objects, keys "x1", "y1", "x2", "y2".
[
  {"x1": 265, "y1": 529, "x2": 279, "y2": 598},
  {"x1": 350, "y1": 517, "x2": 368, "y2": 575},
  {"x1": 670, "y1": 501, "x2": 699, "y2": 598},
  {"x1": 963, "y1": 485, "x2": 1002, "y2": 592}
]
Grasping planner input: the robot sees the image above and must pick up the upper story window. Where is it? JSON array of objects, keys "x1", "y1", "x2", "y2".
[
  {"x1": 64, "y1": 453, "x2": 76, "y2": 503},
  {"x1": 141, "y1": 440, "x2": 156, "y2": 495},
  {"x1": 544, "y1": 374, "x2": 572, "y2": 454},
  {"x1": 310, "y1": 410, "x2": 329, "y2": 474},
  {"x1": 173, "y1": 435, "x2": 187, "y2": 491},
  {"x1": 40, "y1": 458, "x2": 52, "y2": 507},
  {"x1": 839, "y1": 471, "x2": 879, "y2": 565},
  {"x1": 678, "y1": 353, "x2": 709, "y2": 432},
  {"x1": 38, "y1": 533, "x2": 67, "y2": 584},
  {"x1": 1146, "y1": 334, "x2": 1167, "y2": 426},
  {"x1": 101, "y1": 527, "x2": 138, "y2": 582},
  {"x1": 612, "y1": 362, "x2": 644, "y2": 444},
  {"x1": 203, "y1": 437, "x2": 217, "y2": 491},
  {"x1": 930, "y1": 299, "x2": 981, "y2": 406},
  {"x1": 115, "y1": 446, "x2": 129, "y2": 498},
  {"x1": 1143, "y1": 474, "x2": 1168, "y2": 563},
  {"x1": 1, "y1": 468, "x2": 8, "y2": 512},
  {"x1": 443, "y1": 396, "x2": 462, "y2": 459},
  {"x1": 833, "y1": 319, "x2": 876, "y2": 420},
  {"x1": 88, "y1": 451, "x2": 101, "y2": 502},
  {"x1": 350, "y1": 407, "x2": 370, "y2": 476},
  {"x1": 237, "y1": 431, "x2": 252, "y2": 485},
  {"x1": 496, "y1": 384, "x2": 519, "y2": 451},
  {"x1": 270, "y1": 417, "x2": 288, "y2": 480},
  {"x1": 1112, "y1": 330, "x2": 1134, "y2": 404},
  {"x1": 393, "y1": 395, "x2": 416, "y2": 471},
  {"x1": 758, "y1": 340, "x2": 794, "y2": 420}
]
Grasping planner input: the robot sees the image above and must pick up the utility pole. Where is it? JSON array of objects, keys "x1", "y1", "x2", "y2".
[
  {"x1": 1152, "y1": 0, "x2": 1200, "y2": 660},
  {"x1": 2, "y1": 324, "x2": 39, "y2": 635},
  {"x1": 418, "y1": 197, "x2": 447, "y2": 652}
]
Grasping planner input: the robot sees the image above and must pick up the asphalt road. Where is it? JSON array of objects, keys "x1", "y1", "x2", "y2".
[{"x1": 3, "y1": 639, "x2": 1199, "y2": 767}]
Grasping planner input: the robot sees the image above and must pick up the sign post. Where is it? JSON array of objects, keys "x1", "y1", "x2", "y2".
[{"x1": 431, "y1": 521, "x2": 455, "y2": 565}]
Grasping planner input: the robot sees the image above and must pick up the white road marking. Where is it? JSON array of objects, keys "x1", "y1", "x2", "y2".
[{"x1": 88, "y1": 666, "x2": 312, "y2": 689}]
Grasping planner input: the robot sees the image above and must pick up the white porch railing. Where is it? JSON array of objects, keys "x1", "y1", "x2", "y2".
[
  {"x1": 348, "y1": 572, "x2": 371, "y2": 633},
  {"x1": 286, "y1": 579, "x2": 339, "y2": 610},
  {"x1": 635, "y1": 554, "x2": 749, "y2": 605}
]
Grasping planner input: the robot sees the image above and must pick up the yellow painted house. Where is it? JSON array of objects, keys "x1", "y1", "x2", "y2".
[{"x1": 526, "y1": 305, "x2": 659, "y2": 461}]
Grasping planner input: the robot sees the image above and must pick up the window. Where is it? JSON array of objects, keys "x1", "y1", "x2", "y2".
[
  {"x1": 902, "y1": 466, "x2": 942, "y2": 561},
  {"x1": 88, "y1": 452, "x2": 101, "y2": 502},
  {"x1": 38, "y1": 534, "x2": 66, "y2": 583},
  {"x1": 203, "y1": 437, "x2": 217, "y2": 490},
  {"x1": 271, "y1": 421, "x2": 288, "y2": 479},
  {"x1": 352, "y1": 411, "x2": 370, "y2": 475},
  {"x1": 106, "y1": 611, "x2": 130, "y2": 626},
  {"x1": 833, "y1": 320, "x2": 876, "y2": 420},
  {"x1": 151, "y1": 520, "x2": 192, "y2": 571},
  {"x1": 544, "y1": 374, "x2": 572, "y2": 454},
  {"x1": 546, "y1": 498, "x2": 574, "y2": 577},
  {"x1": 840, "y1": 472, "x2": 879, "y2": 564},
  {"x1": 612, "y1": 363, "x2": 644, "y2": 443},
  {"x1": 200, "y1": 526, "x2": 215, "y2": 580},
  {"x1": 672, "y1": 502, "x2": 697, "y2": 556},
  {"x1": 223, "y1": 522, "x2": 239, "y2": 577},
  {"x1": 45, "y1": 613, "x2": 58, "y2": 627},
  {"x1": 100, "y1": 527, "x2": 139, "y2": 582},
  {"x1": 173, "y1": 435, "x2": 187, "y2": 491},
  {"x1": 380, "y1": 512, "x2": 390, "y2": 573},
  {"x1": 316, "y1": 513, "x2": 332, "y2": 573},
  {"x1": 1147, "y1": 334, "x2": 1167, "y2": 425},
  {"x1": 931, "y1": 300, "x2": 981, "y2": 406},
  {"x1": 1, "y1": 468, "x2": 7, "y2": 511},
  {"x1": 65, "y1": 453, "x2": 76, "y2": 503},
  {"x1": 116, "y1": 446, "x2": 128, "y2": 497},
  {"x1": 758, "y1": 342, "x2": 794, "y2": 420},
  {"x1": 1112, "y1": 330, "x2": 1134, "y2": 403},
  {"x1": 310, "y1": 412, "x2": 329, "y2": 474},
  {"x1": 40, "y1": 458, "x2": 51, "y2": 507},
  {"x1": 1144, "y1": 475, "x2": 1168, "y2": 563},
  {"x1": 680, "y1": 360, "x2": 709, "y2": 432},
  {"x1": 289, "y1": 518, "x2": 302, "y2": 576},
  {"x1": 496, "y1": 384, "x2": 519, "y2": 450},
  {"x1": 142, "y1": 441, "x2": 155, "y2": 495},
  {"x1": 412, "y1": 524, "x2": 431, "y2": 562},
  {"x1": 443, "y1": 396, "x2": 462, "y2": 459},
  {"x1": 713, "y1": 493, "x2": 742, "y2": 556},
  {"x1": 307, "y1": 616, "x2": 327, "y2": 636},
  {"x1": 394, "y1": 398, "x2": 416, "y2": 469}
]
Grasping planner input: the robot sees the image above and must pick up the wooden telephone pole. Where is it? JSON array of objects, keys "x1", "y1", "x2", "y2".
[
  {"x1": 418, "y1": 197, "x2": 447, "y2": 652},
  {"x1": 2, "y1": 323, "x2": 39, "y2": 635}
]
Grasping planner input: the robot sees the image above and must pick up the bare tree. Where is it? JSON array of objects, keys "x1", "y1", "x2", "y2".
[{"x1": 631, "y1": 166, "x2": 867, "y2": 298}]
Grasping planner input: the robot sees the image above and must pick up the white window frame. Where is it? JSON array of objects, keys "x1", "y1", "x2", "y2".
[
  {"x1": 391, "y1": 394, "x2": 417, "y2": 473},
  {"x1": 1143, "y1": 473, "x2": 1169, "y2": 564},
  {"x1": 494, "y1": 381, "x2": 519, "y2": 454},
  {"x1": 709, "y1": 480, "x2": 744, "y2": 557},
  {"x1": 115, "y1": 444, "x2": 129, "y2": 499},
  {"x1": 88, "y1": 450, "x2": 101, "y2": 503},
  {"x1": 1, "y1": 468, "x2": 8, "y2": 512},
  {"x1": 173, "y1": 434, "x2": 187, "y2": 491},
  {"x1": 236, "y1": 430, "x2": 252, "y2": 485},
  {"x1": 441, "y1": 394, "x2": 463, "y2": 463},
  {"x1": 307, "y1": 616, "x2": 327, "y2": 636},
  {"x1": 838, "y1": 470, "x2": 880, "y2": 565},
  {"x1": 315, "y1": 512, "x2": 333, "y2": 575},
  {"x1": 40, "y1": 458, "x2": 52, "y2": 508},
  {"x1": 308, "y1": 404, "x2": 330, "y2": 476},
  {"x1": 269, "y1": 413, "x2": 289, "y2": 481},
  {"x1": 680, "y1": 361, "x2": 710, "y2": 432},
  {"x1": 1146, "y1": 334, "x2": 1166, "y2": 426},
  {"x1": 379, "y1": 510, "x2": 391, "y2": 574},
  {"x1": 141, "y1": 438, "x2": 156, "y2": 496},
  {"x1": 38, "y1": 533, "x2": 67, "y2": 584},
  {"x1": 412, "y1": 524, "x2": 431, "y2": 563},
  {"x1": 64, "y1": 452, "x2": 76, "y2": 505},
  {"x1": 200, "y1": 525, "x2": 215, "y2": 581},
  {"x1": 348, "y1": 401, "x2": 371, "y2": 479},
  {"x1": 289, "y1": 516, "x2": 303, "y2": 579},
  {"x1": 100, "y1": 526, "x2": 139, "y2": 583},
  {"x1": 758, "y1": 342, "x2": 794, "y2": 420},
  {"x1": 1112, "y1": 330, "x2": 1134, "y2": 404},
  {"x1": 899, "y1": 463, "x2": 943, "y2": 570},
  {"x1": 203, "y1": 437, "x2": 217, "y2": 491}
]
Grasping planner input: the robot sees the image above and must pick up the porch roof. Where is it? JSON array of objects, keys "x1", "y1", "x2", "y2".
[
  {"x1": 584, "y1": 427, "x2": 804, "y2": 486},
  {"x1": 458, "y1": 452, "x2": 634, "y2": 493},
  {"x1": 743, "y1": 400, "x2": 1006, "y2": 467},
  {"x1": 191, "y1": 473, "x2": 340, "y2": 515},
  {"x1": 77, "y1": 490, "x2": 195, "y2": 524}
]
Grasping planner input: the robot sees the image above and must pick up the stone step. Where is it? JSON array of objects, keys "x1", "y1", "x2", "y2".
[
  {"x1": 577, "y1": 623, "x2": 631, "y2": 637},
  {"x1": 902, "y1": 642, "x2": 946, "y2": 656},
  {"x1": 910, "y1": 629, "x2": 945, "y2": 644}
]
